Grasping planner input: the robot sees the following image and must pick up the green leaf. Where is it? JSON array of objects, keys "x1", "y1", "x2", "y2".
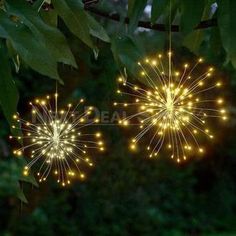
[
  {"x1": 180, "y1": 0, "x2": 204, "y2": 34},
  {"x1": 17, "y1": 158, "x2": 39, "y2": 187},
  {"x1": 40, "y1": 7, "x2": 58, "y2": 27},
  {"x1": 0, "y1": 10, "x2": 61, "y2": 81},
  {"x1": 183, "y1": 30, "x2": 205, "y2": 54},
  {"x1": 162, "y1": 0, "x2": 180, "y2": 27},
  {"x1": 0, "y1": 157, "x2": 39, "y2": 203},
  {"x1": 182, "y1": 0, "x2": 215, "y2": 54},
  {"x1": 208, "y1": 27, "x2": 222, "y2": 59},
  {"x1": 17, "y1": 182, "x2": 28, "y2": 203},
  {"x1": 32, "y1": 0, "x2": 45, "y2": 11},
  {"x1": 86, "y1": 13, "x2": 110, "y2": 43},
  {"x1": 5, "y1": 0, "x2": 77, "y2": 68},
  {"x1": 111, "y1": 36, "x2": 143, "y2": 76},
  {"x1": 0, "y1": 41, "x2": 19, "y2": 133},
  {"x1": 36, "y1": 1, "x2": 57, "y2": 27},
  {"x1": 218, "y1": 0, "x2": 236, "y2": 68},
  {"x1": 128, "y1": 0, "x2": 147, "y2": 32},
  {"x1": 52, "y1": 0, "x2": 94, "y2": 48},
  {"x1": 151, "y1": 0, "x2": 167, "y2": 24},
  {"x1": 20, "y1": 174, "x2": 39, "y2": 187}
]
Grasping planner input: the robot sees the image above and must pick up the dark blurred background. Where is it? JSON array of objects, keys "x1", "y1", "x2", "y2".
[{"x1": 1, "y1": 0, "x2": 236, "y2": 235}]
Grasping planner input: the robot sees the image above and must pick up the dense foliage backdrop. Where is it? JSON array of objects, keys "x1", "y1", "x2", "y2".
[{"x1": 0, "y1": 0, "x2": 236, "y2": 235}]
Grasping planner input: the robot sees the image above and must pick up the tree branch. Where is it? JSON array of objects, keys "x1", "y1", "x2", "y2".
[{"x1": 84, "y1": 6, "x2": 217, "y2": 32}]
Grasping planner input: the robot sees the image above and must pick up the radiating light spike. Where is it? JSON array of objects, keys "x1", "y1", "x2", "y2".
[
  {"x1": 10, "y1": 94, "x2": 104, "y2": 186},
  {"x1": 117, "y1": 52, "x2": 228, "y2": 161}
]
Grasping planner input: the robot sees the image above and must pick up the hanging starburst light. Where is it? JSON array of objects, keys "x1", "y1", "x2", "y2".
[
  {"x1": 114, "y1": 52, "x2": 228, "y2": 162},
  {"x1": 10, "y1": 93, "x2": 104, "y2": 186}
]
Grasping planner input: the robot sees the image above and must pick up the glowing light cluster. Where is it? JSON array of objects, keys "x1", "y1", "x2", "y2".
[
  {"x1": 115, "y1": 52, "x2": 228, "y2": 162},
  {"x1": 10, "y1": 94, "x2": 104, "y2": 186}
]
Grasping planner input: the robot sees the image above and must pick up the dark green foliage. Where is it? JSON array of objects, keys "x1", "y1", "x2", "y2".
[
  {"x1": 180, "y1": 0, "x2": 205, "y2": 34},
  {"x1": 111, "y1": 35, "x2": 143, "y2": 76},
  {"x1": 0, "y1": 41, "x2": 19, "y2": 130},
  {"x1": 0, "y1": 0, "x2": 236, "y2": 235},
  {"x1": 128, "y1": 0, "x2": 147, "y2": 32},
  {"x1": 151, "y1": 0, "x2": 167, "y2": 24},
  {"x1": 218, "y1": 0, "x2": 236, "y2": 68}
]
